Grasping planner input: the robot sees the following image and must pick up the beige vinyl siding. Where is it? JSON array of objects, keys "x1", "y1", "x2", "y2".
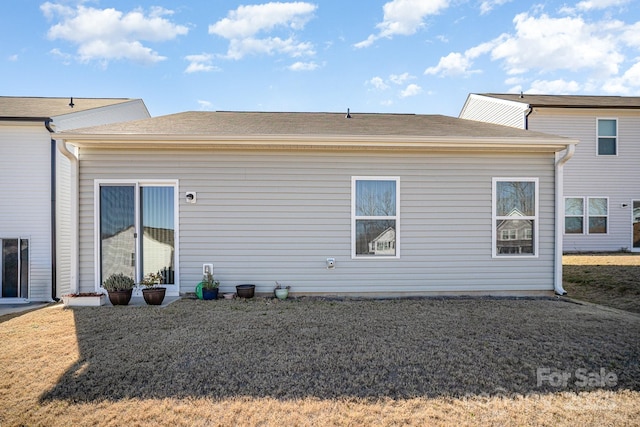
[
  {"x1": 459, "y1": 95, "x2": 527, "y2": 129},
  {"x1": 77, "y1": 148, "x2": 556, "y2": 295},
  {"x1": 55, "y1": 150, "x2": 72, "y2": 297},
  {"x1": 0, "y1": 124, "x2": 51, "y2": 301},
  {"x1": 530, "y1": 110, "x2": 640, "y2": 251}
]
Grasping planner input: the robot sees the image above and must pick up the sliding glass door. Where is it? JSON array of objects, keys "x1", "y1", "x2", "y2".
[
  {"x1": 1, "y1": 238, "x2": 28, "y2": 299},
  {"x1": 98, "y1": 181, "x2": 177, "y2": 293}
]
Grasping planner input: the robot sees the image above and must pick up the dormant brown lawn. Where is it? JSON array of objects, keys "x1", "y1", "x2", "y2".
[
  {"x1": 563, "y1": 253, "x2": 640, "y2": 313},
  {"x1": 1, "y1": 294, "x2": 638, "y2": 426}
]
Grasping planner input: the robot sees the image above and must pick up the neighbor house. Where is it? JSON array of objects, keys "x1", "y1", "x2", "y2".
[
  {"x1": 459, "y1": 93, "x2": 640, "y2": 252},
  {"x1": 0, "y1": 97, "x2": 150, "y2": 303},
  {"x1": 56, "y1": 111, "x2": 577, "y2": 297}
]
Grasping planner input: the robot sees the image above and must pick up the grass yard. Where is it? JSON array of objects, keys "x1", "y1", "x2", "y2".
[
  {"x1": 1, "y1": 296, "x2": 639, "y2": 426},
  {"x1": 563, "y1": 253, "x2": 640, "y2": 314}
]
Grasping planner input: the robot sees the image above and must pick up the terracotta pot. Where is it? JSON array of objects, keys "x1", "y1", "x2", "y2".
[
  {"x1": 142, "y1": 287, "x2": 166, "y2": 305},
  {"x1": 107, "y1": 289, "x2": 133, "y2": 306}
]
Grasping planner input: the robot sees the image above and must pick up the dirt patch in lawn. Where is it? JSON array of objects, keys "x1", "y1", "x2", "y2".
[
  {"x1": 1, "y1": 297, "x2": 638, "y2": 426},
  {"x1": 564, "y1": 253, "x2": 640, "y2": 313}
]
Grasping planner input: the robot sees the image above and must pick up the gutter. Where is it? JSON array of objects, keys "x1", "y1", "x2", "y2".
[
  {"x1": 44, "y1": 120, "x2": 58, "y2": 302},
  {"x1": 55, "y1": 139, "x2": 80, "y2": 296},
  {"x1": 554, "y1": 144, "x2": 576, "y2": 295}
]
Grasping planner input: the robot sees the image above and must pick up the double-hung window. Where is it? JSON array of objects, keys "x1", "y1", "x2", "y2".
[
  {"x1": 352, "y1": 177, "x2": 399, "y2": 258},
  {"x1": 588, "y1": 197, "x2": 608, "y2": 234},
  {"x1": 565, "y1": 197, "x2": 585, "y2": 234},
  {"x1": 564, "y1": 197, "x2": 608, "y2": 234},
  {"x1": 493, "y1": 178, "x2": 538, "y2": 257},
  {"x1": 597, "y1": 119, "x2": 617, "y2": 156}
]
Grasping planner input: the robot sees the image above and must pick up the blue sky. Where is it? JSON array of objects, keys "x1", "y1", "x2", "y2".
[{"x1": 2, "y1": 0, "x2": 639, "y2": 117}]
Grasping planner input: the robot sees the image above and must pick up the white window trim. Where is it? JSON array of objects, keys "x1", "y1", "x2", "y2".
[
  {"x1": 492, "y1": 177, "x2": 539, "y2": 258},
  {"x1": 563, "y1": 196, "x2": 609, "y2": 235},
  {"x1": 587, "y1": 196, "x2": 609, "y2": 235},
  {"x1": 93, "y1": 179, "x2": 180, "y2": 294},
  {"x1": 351, "y1": 176, "x2": 400, "y2": 259},
  {"x1": 564, "y1": 196, "x2": 585, "y2": 235},
  {"x1": 596, "y1": 117, "x2": 618, "y2": 157}
]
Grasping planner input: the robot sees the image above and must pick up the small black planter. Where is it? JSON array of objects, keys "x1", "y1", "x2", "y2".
[
  {"x1": 202, "y1": 288, "x2": 219, "y2": 300},
  {"x1": 236, "y1": 284, "x2": 255, "y2": 298}
]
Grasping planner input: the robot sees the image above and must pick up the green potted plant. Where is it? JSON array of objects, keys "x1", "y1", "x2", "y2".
[
  {"x1": 102, "y1": 273, "x2": 135, "y2": 306},
  {"x1": 201, "y1": 271, "x2": 220, "y2": 300},
  {"x1": 274, "y1": 281, "x2": 290, "y2": 300},
  {"x1": 139, "y1": 272, "x2": 166, "y2": 305}
]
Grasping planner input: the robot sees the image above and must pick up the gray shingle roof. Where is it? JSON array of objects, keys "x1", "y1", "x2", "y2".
[
  {"x1": 0, "y1": 96, "x2": 138, "y2": 119},
  {"x1": 479, "y1": 93, "x2": 640, "y2": 108},
  {"x1": 61, "y1": 111, "x2": 562, "y2": 140}
]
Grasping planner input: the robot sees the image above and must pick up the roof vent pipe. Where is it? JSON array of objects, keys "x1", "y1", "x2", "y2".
[
  {"x1": 69, "y1": 97, "x2": 74, "y2": 108},
  {"x1": 346, "y1": 108, "x2": 351, "y2": 119}
]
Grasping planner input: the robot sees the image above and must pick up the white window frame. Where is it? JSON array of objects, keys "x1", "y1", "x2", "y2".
[
  {"x1": 492, "y1": 178, "x2": 539, "y2": 258},
  {"x1": 596, "y1": 118, "x2": 618, "y2": 156},
  {"x1": 351, "y1": 176, "x2": 400, "y2": 259},
  {"x1": 94, "y1": 179, "x2": 180, "y2": 293},
  {"x1": 587, "y1": 196, "x2": 609, "y2": 234},
  {"x1": 563, "y1": 196, "x2": 609, "y2": 235},
  {"x1": 564, "y1": 196, "x2": 585, "y2": 235}
]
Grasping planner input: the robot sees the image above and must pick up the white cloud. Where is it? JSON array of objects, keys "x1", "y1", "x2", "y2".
[
  {"x1": 197, "y1": 100, "x2": 213, "y2": 110},
  {"x1": 49, "y1": 47, "x2": 72, "y2": 65},
  {"x1": 400, "y1": 83, "x2": 423, "y2": 97},
  {"x1": 40, "y1": 2, "x2": 188, "y2": 65},
  {"x1": 490, "y1": 13, "x2": 624, "y2": 76},
  {"x1": 389, "y1": 72, "x2": 414, "y2": 85},
  {"x1": 8, "y1": 54, "x2": 18, "y2": 62},
  {"x1": 602, "y1": 61, "x2": 640, "y2": 93},
  {"x1": 479, "y1": 0, "x2": 512, "y2": 15},
  {"x1": 355, "y1": 0, "x2": 450, "y2": 48},
  {"x1": 576, "y1": 0, "x2": 631, "y2": 11},
  {"x1": 288, "y1": 61, "x2": 318, "y2": 71},
  {"x1": 425, "y1": 52, "x2": 476, "y2": 76},
  {"x1": 226, "y1": 37, "x2": 314, "y2": 59},
  {"x1": 368, "y1": 76, "x2": 390, "y2": 90},
  {"x1": 209, "y1": 2, "x2": 317, "y2": 59},
  {"x1": 528, "y1": 79, "x2": 581, "y2": 93},
  {"x1": 184, "y1": 53, "x2": 220, "y2": 73},
  {"x1": 426, "y1": 10, "x2": 636, "y2": 92}
]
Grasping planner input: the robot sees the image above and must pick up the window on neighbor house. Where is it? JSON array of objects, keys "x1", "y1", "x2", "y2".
[
  {"x1": 564, "y1": 197, "x2": 608, "y2": 234},
  {"x1": 352, "y1": 177, "x2": 399, "y2": 258},
  {"x1": 565, "y1": 197, "x2": 584, "y2": 234},
  {"x1": 493, "y1": 179, "x2": 538, "y2": 257},
  {"x1": 1, "y1": 238, "x2": 29, "y2": 299},
  {"x1": 588, "y1": 197, "x2": 608, "y2": 234},
  {"x1": 597, "y1": 119, "x2": 617, "y2": 155}
]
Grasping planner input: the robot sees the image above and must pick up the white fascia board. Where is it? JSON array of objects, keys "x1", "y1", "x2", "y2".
[{"x1": 60, "y1": 133, "x2": 577, "y2": 152}]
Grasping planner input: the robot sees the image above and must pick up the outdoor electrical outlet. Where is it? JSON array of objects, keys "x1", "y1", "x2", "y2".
[{"x1": 203, "y1": 264, "x2": 213, "y2": 275}]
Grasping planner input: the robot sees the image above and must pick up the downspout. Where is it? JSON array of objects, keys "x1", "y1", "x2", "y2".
[
  {"x1": 56, "y1": 138, "x2": 80, "y2": 295},
  {"x1": 554, "y1": 144, "x2": 575, "y2": 295},
  {"x1": 523, "y1": 107, "x2": 532, "y2": 130},
  {"x1": 45, "y1": 120, "x2": 58, "y2": 302}
]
